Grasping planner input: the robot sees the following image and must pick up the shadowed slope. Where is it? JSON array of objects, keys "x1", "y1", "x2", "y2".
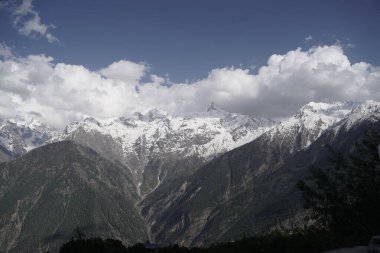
[{"x1": 0, "y1": 141, "x2": 148, "y2": 253}]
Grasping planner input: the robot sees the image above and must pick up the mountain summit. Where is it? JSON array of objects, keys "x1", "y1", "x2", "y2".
[
  {"x1": 0, "y1": 116, "x2": 59, "y2": 161},
  {"x1": 55, "y1": 106, "x2": 274, "y2": 196},
  {"x1": 206, "y1": 102, "x2": 225, "y2": 113}
]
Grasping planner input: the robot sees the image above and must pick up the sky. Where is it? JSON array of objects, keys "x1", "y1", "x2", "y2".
[{"x1": 0, "y1": 0, "x2": 380, "y2": 128}]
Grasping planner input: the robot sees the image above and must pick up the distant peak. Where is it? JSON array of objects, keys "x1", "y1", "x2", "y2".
[
  {"x1": 300, "y1": 101, "x2": 336, "y2": 111},
  {"x1": 147, "y1": 108, "x2": 168, "y2": 121},
  {"x1": 7, "y1": 115, "x2": 27, "y2": 124},
  {"x1": 147, "y1": 108, "x2": 168, "y2": 116},
  {"x1": 206, "y1": 102, "x2": 225, "y2": 113},
  {"x1": 5, "y1": 115, "x2": 45, "y2": 128},
  {"x1": 298, "y1": 100, "x2": 358, "y2": 114},
  {"x1": 84, "y1": 117, "x2": 102, "y2": 127},
  {"x1": 352, "y1": 100, "x2": 380, "y2": 114},
  {"x1": 136, "y1": 108, "x2": 168, "y2": 122},
  {"x1": 360, "y1": 100, "x2": 380, "y2": 107}
]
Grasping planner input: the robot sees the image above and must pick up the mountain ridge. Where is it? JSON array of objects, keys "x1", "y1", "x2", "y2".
[
  {"x1": 0, "y1": 100, "x2": 380, "y2": 252},
  {"x1": 1, "y1": 104, "x2": 276, "y2": 196},
  {"x1": 138, "y1": 100, "x2": 380, "y2": 246},
  {"x1": 0, "y1": 101, "x2": 372, "y2": 196}
]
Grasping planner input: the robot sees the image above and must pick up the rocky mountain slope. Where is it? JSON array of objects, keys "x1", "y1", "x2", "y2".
[
  {"x1": 139, "y1": 101, "x2": 378, "y2": 246},
  {"x1": 0, "y1": 100, "x2": 379, "y2": 251},
  {"x1": 0, "y1": 104, "x2": 274, "y2": 196},
  {"x1": 0, "y1": 141, "x2": 147, "y2": 253}
]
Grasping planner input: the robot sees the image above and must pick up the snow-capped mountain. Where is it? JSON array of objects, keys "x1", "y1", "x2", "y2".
[
  {"x1": 264, "y1": 100, "x2": 359, "y2": 155},
  {"x1": 1, "y1": 100, "x2": 380, "y2": 252},
  {"x1": 333, "y1": 100, "x2": 380, "y2": 132},
  {"x1": 0, "y1": 101, "x2": 375, "y2": 188},
  {"x1": 61, "y1": 104, "x2": 273, "y2": 158},
  {"x1": 139, "y1": 100, "x2": 380, "y2": 247},
  {"x1": 0, "y1": 116, "x2": 59, "y2": 162},
  {"x1": 0, "y1": 101, "x2": 376, "y2": 194},
  {"x1": 55, "y1": 104, "x2": 274, "y2": 196}
]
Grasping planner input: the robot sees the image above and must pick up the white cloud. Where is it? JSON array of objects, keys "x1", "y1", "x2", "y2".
[
  {"x1": 0, "y1": 45, "x2": 379, "y2": 128},
  {"x1": 13, "y1": 0, "x2": 34, "y2": 16},
  {"x1": 45, "y1": 32, "x2": 59, "y2": 43},
  {"x1": 0, "y1": 42, "x2": 13, "y2": 58},
  {"x1": 305, "y1": 35, "x2": 313, "y2": 43},
  {"x1": 99, "y1": 60, "x2": 148, "y2": 84},
  {"x1": 11, "y1": 0, "x2": 58, "y2": 43}
]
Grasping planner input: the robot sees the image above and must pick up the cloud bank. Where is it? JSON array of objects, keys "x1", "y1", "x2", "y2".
[{"x1": 0, "y1": 45, "x2": 379, "y2": 128}]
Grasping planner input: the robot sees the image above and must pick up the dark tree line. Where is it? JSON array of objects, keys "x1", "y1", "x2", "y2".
[
  {"x1": 59, "y1": 228, "x2": 128, "y2": 253},
  {"x1": 57, "y1": 229, "x2": 332, "y2": 253}
]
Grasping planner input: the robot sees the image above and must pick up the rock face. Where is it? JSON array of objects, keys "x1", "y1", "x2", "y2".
[
  {"x1": 0, "y1": 141, "x2": 148, "y2": 253},
  {"x1": 0, "y1": 101, "x2": 379, "y2": 251},
  {"x1": 139, "y1": 101, "x2": 379, "y2": 247}
]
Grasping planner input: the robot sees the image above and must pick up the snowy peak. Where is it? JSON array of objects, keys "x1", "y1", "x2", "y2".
[
  {"x1": 206, "y1": 102, "x2": 218, "y2": 112},
  {"x1": 63, "y1": 118, "x2": 108, "y2": 137},
  {"x1": 335, "y1": 100, "x2": 380, "y2": 131},
  {"x1": 50, "y1": 107, "x2": 275, "y2": 195},
  {"x1": 6, "y1": 115, "x2": 53, "y2": 131},
  {"x1": 266, "y1": 101, "x2": 360, "y2": 153},
  {"x1": 206, "y1": 102, "x2": 227, "y2": 115},
  {"x1": 1, "y1": 100, "x2": 379, "y2": 166},
  {"x1": 128, "y1": 108, "x2": 169, "y2": 122},
  {"x1": 350, "y1": 100, "x2": 380, "y2": 115},
  {"x1": 0, "y1": 116, "x2": 59, "y2": 156},
  {"x1": 294, "y1": 101, "x2": 359, "y2": 131},
  {"x1": 84, "y1": 117, "x2": 102, "y2": 127},
  {"x1": 54, "y1": 106, "x2": 276, "y2": 182},
  {"x1": 117, "y1": 117, "x2": 138, "y2": 128},
  {"x1": 296, "y1": 101, "x2": 357, "y2": 119},
  {"x1": 143, "y1": 108, "x2": 168, "y2": 122},
  {"x1": 205, "y1": 102, "x2": 274, "y2": 127},
  {"x1": 59, "y1": 105, "x2": 273, "y2": 159}
]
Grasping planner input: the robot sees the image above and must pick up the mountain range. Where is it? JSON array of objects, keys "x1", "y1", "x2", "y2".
[{"x1": 0, "y1": 100, "x2": 379, "y2": 252}]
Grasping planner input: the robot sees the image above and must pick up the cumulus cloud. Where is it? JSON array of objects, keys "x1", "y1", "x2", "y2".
[
  {"x1": 10, "y1": 0, "x2": 58, "y2": 43},
  {"x1": 0, "y1": 45, "x2": 379, "y2": 128},
  {"x1": 99, "y1": 60, "x2": 148, "y2": 84}
]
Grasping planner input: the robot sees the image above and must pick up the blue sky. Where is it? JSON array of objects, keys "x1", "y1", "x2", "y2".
[
  {"x1": 1, "y1": 0, "x2": 380, "y2": 127},
  {"x1": 1, "y1": 0, "x2": 380, "y2": 82}
]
